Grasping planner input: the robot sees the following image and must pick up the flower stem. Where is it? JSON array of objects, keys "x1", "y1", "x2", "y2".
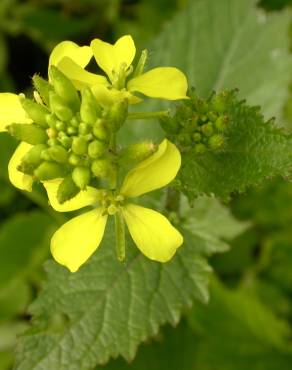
[
  {"x1": 127, "y1": 110, "x2": 169, "y2": 120},
  {"x1": 114, "y1": 211, "x2": 126, "y2": 262}
]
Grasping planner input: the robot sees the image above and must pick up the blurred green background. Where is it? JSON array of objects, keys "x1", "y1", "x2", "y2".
[{"x1": 0, "y1": 0, "x2": 292, "y2": 369}]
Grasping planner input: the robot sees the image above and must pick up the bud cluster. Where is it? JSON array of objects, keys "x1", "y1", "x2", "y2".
[
  {"x1": 160, "y1": 89, "x2": 234, "y2": 154},
  {"x1": 8, "y1": 66, "x2": 130, "y2": 203}
]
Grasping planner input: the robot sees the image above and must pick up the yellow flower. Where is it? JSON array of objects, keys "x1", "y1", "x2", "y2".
[
  {"x1": 43, "y1": 139, "x2": 183, "y2": 272},
  {"x1": 51, "y1": 35, "x2": 188, "y2": 104}
]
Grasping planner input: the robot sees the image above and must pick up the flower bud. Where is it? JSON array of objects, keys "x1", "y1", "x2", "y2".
[
  {"x1": 72, "y1": 136, "x2": 88, "y2": 155},
  {"x1": 91, "y1": 159, "x2": 114, "y2": 179},
  {"x1": 55, "y1": 121, "x2": 66, "y2": 131},
  {"x1": 68, "y1": 153, "x2": 82, "y2": 166},
  {"x1": 93, "y1": 119, "x2": 109, "y2": 141},
  {"x1": 193, "y1": 133, "x2": 202, "y2": 142},
  {"x1": 49, "y1": 92, "x2": 74, "y2": 121},
  {"x1": 79, "y1": 122, "x2": 91, "y2": 135},
  {"x1": 88, "y1": 140, "x2": 106, "y2": 158},
  {"x1": 49, "y1": 66, "x2": 80, "y2": 110},
  {"x1": 47, "y1": 145, "x2": 68, "y2": 163},
  {"x1": 119, "y1": 141, "x2": 157, "y2": 165},
  {"x1": 194, "y1": 143, "x2": 207, "y2": 154},
  {"x1": 34, "y1": 162, "x2": 67, "y2": 180},
  {"x1": 8, "y1": 123, "x2": 47, "y2": 145},
  {"x1": 23, "y1": 144, "x2": 47, "y2": 167},
  {"x1": 159, "y1": 115, "x2": 179, "y2": 134},
  {"x1": 57, "y1": 175, "x2": 79, "y2": 204},
  {"x1": 21, "y1": 98, "x2": 49, "y2": 128},
  {"x1": 212, "y1": 91, "x2": 229, "y2": 113},
  {"x1": 107, "y1": 99, "x2": 128, "y2": 132},
  {"x1": 47, "y1": 138, "x2": 59, "y2": 147},
  {"x1": 201, "y1": 122, "x2": 214, "y2": 137},
  {"x1": 46, "y1": 114, "x2": 58, "y2": 128},
  {"x1": 214, "y1": 115, "x2": 229, "y2": 131},
  {"x1": 80, "y1": 88, "x2": 101, "y2": 124},
  {"x1": 59, "y1": 135, "x2": 72, "y2": 149},
  {"x1": 32, "y1": 75, "x2": 51, "y2": 107},
  {"x1": 208, "y1": 134, "x2": 224, "y2": 150},
  {"x1": 72, "y1": 166, "x2": 91, "y2": 189}
]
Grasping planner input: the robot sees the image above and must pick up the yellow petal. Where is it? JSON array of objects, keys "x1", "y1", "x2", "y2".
[
  {"x1": 128, "y1": 67, "x2": 188, "y2": 100},
  {"x1": 121, "y1": 139, "x2": 181, "y2": 198},
  {"x1": 57, "y1": 57, "x2": 108, "y2": 90},
  {"x1": 49, "y1": 41, "x2": 92, "y2": 68},
  {"x1": 51, "y1": 208, "x2": 108, "y2": 272},
  {"x1": 123, "y1": 204, "x2": 183, "y2": 262},
  {"x1": 43, "y1": 179, "x2": 101, "y2": 212},
  {"x1": 91, "y1": 85, "x2": 141, "y2": 106},
  {"x1": 0, "y1": 93, "x2": 31, "y2": 131},
  {"x1": 91, "y1": 35, "x2": 136, "y2": 81},
  {"x1": 8, "y1": 143, "x2": 33, "y2": 191}
]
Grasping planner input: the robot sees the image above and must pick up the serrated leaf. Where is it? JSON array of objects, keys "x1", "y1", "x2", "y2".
[
  {"x1": 177, "y1": 94, "x2": 292, "y2": 200},
  {"x1": 14, "y1": 198, "x2": 246, "y2": 370}
]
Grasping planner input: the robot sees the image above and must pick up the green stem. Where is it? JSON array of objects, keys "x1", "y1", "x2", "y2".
[
  {"x1": 165, "y1": 187, "x2": 181, "y2": 215},
  {"x1": 127, "y1": 110, "x2": 169, "y2": 120},
  {"x1": 114, "y1": 211, "x2": 126, "y2": 261}
]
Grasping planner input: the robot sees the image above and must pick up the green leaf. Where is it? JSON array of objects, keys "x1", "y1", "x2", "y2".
[
  {"x1": 15, "y1": 199, "x2": 245, "y2": 370},
  {"x1": 0, "y1": 211, "x2": 55, "y2": 288},
  {"x1": 150, "y1": 0, "x2": 292, "y2": 120},
  {"x1": 175, "y1": 91, "x2": 292, "y2": 200},
  {"x1": 187, "y1": 279, "x2": 292, "y2": 370}
]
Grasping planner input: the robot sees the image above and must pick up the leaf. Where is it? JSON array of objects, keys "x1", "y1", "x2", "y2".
[
  {"x1": 149, "y1": 0, "x2": 292, "y2": 120},
  {"x1": 187, "y1": 278, "x2": 292, "y2": 370},
  {"x1": 14, "y1": 199, "x2": 245, "y2": 370},
  {"x1": 0, "y1": 211, "x2": 55, "y2": 288},
  {"x1": 175, "y1": 91, "x2": 292, "y2": 200}
]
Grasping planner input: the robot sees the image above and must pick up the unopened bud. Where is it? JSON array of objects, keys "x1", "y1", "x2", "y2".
[
  {"x1": 32, "y1": 75, "x2": 51, "y2": 107},
  {"x1": 194, "y1": 143, "x2": 207, "y2": 154},
  {"x1": 80, "y1": 88, "x2": 101, "y2": 124},
  {"x1": 91, "y1": 159, "x2": 114, "y2": 179},
  {"x1": 59, "y1": 135, "x2": 72, "y2": 149},
  {"x1": 47, "y1": 138, "x2": 59, "y2": 147},
  {"x1": 49, "y1": 66, "x2": 80, "y2": 110},
  {"x1": 68, "y1": 153, "x2": 82, "y2": 166},
  {"x1": 21, "y1": 98, "x2": 49, "y2": 128},
  {"x1": 46, "y1": 114, "x2": 58, "y2": 128},
  {"x1": 107, "y1": 99, "x2": 128, "y2": 132},
  {"x1": 159, "y1": 115, "x2": 179, "y2": 134},
  {"x1": 57, "y1": 175, "x2": 79, "y2": 204},
  {"x1": 72, "y1": 136, "x2": 88, "y2": 155},
  {"x1": 46, "y1": 127, "x2": 58, "y2": 138},
  {"x1": 193, "y1": 133, "x2": 202, "y2": 142},
  {"x1": 8, "y1": 123, "x2": 47, "y2": 145},
  {"x1": 208, "y1": 134, "x2": 224, "y2": 150},
  {"x1": 23, "y1": 144, "x2": 47, "y2": 167},
  {"x1": 34, "y1": 161, "x2": 67, "y2": 180},
  {"x1": 72, "y1": 166, "x2": 91, "y2": 189},
  {"x1": 55, "y1": 121, "x2": 66, "y2": 131},
  {"x1": 88, "y1": 140, "x2": 106, "y2": 158},
  {"x1": 49, "y1": 92, "x2": 74, "y2": 121},
  {"x1": 93, "y1": 119, "x2": 109, "y2": 141},
  {"x1": 120, "y1": 141, "x2": 157, "y2": 165},
  {"x1": 79, "y1": 122, "x2": 91, "y2": 135},
  {"x1": 201, "y1": 122, "x2": 214, "y2": 137},
  {"x1": 67, "y1": 126, "x2": 77, "y2": 135},
  {"x1": 212, "y1": 91, "x2": 229, "y2": 113},
  {"x1": 47, "y1": 145, "x2": 68, "y2": 163},
  {"x1": 214, "y1": 115, "x2": 229, "y2": 131}
]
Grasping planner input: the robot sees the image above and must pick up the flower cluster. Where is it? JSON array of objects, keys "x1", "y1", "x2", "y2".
[
  {"x1": 160, "y1": 89, "x2": 233, "y2": 154},
  {"x1": 0, "y1": 35, "x2": 188, "y2": 272}
]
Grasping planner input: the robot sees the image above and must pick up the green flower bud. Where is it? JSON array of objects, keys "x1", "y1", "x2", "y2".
[
  {"x1": 67, "y1": 126, "x2": 77, "y2": 135},
  {"x1": 59, "y1": 135, "x2": 72, "y2": 149},
  {"x1": 212, "y1": 91, "x2": 229, "y2": 113},
  {"x1": 88, "y1": 140, "x2": 106, "y2": 158},
  {"x1": 91, "y1": 159, "x2": 114, "y2": 179},
  {"x1": 208, "y1": 134, "x2": 224, "y2": 150},
  {"x1": 46, "y1": 114, "x2": 58, "y2": 128},
  {"x1": 83, "y1": 133, "x2": 93, "y2": 142},
  {"x1": 68, "y1": 153, "x2": 82, "y2": 166},
  {"x1": 41, "y1": 149, "x2": 52, "y2": 161},
  {"x1": 70, "y1": 116, "x2": 79, "y2": 127},
  {"x1": 159, "y1": 116, "x2": 179, "y2": 134},
  {"x1": 194, "y1": 143, "x2": 207, "y2": 154},
  {"x1": 21, "y1": 98, "x2": 49, "y2": 128},
  {"x1": 201, "y1": 122, "x2": 214, "y2": 137},
  {"x1": 80, "y1": 88, "x2": 101, "y2": 124},
  {"x1": 55, "y1": 121, "x2": 66, "y2": 131},
  {"x1": 47, "y1": 138, "x2": 59, "y2": 147},
  {"x1": 32, "y1": 75, "x2": 51, "y2": 107},
  {"x1": 23, "y1": 144, "x2": 47, "y2": 166},
  {"x1": 193, "y1": 133, "x2": 202, "y2": 142},
  {"x1": 119, "y1": 141, "x2": 157, "y2": 165},
  {"x1": 107, "y1": 99, "x2": 128, "y2": 132},
  {"x1": 79, "y1": 122, "x2": 91, "y2": 135},
  {"x1": 8, "y1": 123, "x2": 47, "y2": 145},
  {"x1": 49, "y1": 66, "x2": 80, "y2": 110},
  {"x1": 178, "y1": 133, "x2": 191, "y2": 145},
  {"x1": 57, "y1": 175, "x2": 80, "y2": 204},
  {"x1": 207, "y1": 111, "x2": 218, "y2": 122},
  {"x1": 34, "y1": 162, "x2": 67, "y2": 180},
  {"x1": 47, "y1": 145, "x2": 68, "y2": 163},
  {"x1": 49, "y1": 92, "x2": 74, "y2": 121},
  {"x1": 214, "y1": 115, "x2": 229, "y2": 131},
  {"x1": 72, "y1": 136, "x2": 88, "y2": 155},
  {"x1": 72, "y1": 166, "x2": 91, "y2": 189},
  {"x1": 93, "y1": 119, "x2": 109, "y2": 141},
  {"x1": 46, "y1": 127, "x2": 58, "y2": 138}
]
